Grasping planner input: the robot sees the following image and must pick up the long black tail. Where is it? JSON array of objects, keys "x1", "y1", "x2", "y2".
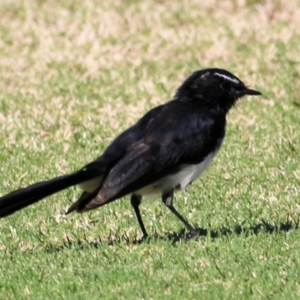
[{"x1": 0, "y1": 164, "x2": 102, "y2": 218}]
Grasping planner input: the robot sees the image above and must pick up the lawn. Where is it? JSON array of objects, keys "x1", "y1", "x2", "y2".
[{"x1": 0, "y1": 0, "x2": 300, "y2": 299}]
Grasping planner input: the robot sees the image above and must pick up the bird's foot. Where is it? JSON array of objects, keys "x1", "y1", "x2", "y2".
[{"x1": 185, "y1": 229, "x2": 199, "y2": 241}]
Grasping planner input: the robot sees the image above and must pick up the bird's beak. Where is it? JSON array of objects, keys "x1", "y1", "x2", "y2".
[{"x1": 244, "y1": 88, "x2": 261, "y2": 96}]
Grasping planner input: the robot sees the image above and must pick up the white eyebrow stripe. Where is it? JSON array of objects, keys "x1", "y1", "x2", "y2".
[{"x1": 214, "y1": 73, "x2": 240, "y2": 84}]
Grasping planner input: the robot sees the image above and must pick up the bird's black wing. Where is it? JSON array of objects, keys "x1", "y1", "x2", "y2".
[
  {"x1": 78, "y1": 101, "x2": 225, "y2": 212},
  {"x1": 0, "y1": 105, "x2": 164, "y2": 217}
]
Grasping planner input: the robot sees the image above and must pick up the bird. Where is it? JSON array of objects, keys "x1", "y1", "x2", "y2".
[{"x1": 0, "y1": 68, "x2": 261, "y2": 238}]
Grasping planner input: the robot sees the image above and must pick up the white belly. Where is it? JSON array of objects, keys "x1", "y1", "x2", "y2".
[
  {"x1": 79, "y1": 176, "x2": 103, "y2": 193},
  {"x1": 135, "y1": 150, "x2": 218, "y2": 196},
  {"x1": 78, "y1": 140, "x2": 222, "y2": 196}
]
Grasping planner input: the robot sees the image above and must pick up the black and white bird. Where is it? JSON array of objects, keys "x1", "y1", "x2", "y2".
[{"x1": 0, "y1": 68, "x2": 261, "y2": 238}]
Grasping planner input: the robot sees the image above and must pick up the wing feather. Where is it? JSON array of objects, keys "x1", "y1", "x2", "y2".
[{"x1": 79, "y1": 103, "x2": 225, "y2": 212}]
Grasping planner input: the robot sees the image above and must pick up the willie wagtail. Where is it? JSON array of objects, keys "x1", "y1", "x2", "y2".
[{"x1": 0, "y1": 68, "x2": 261, "y2": 238}]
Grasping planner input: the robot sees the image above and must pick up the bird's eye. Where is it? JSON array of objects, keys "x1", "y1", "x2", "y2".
[{"x1": 220, "y1": 81, "x2": 231, "y2": 91}]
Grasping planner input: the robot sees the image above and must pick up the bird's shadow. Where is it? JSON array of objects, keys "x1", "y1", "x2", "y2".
[
  {"x1": 292, "y1": 101, "x2": 300, "y2": 107},
  {"x1": 44, "y1": 219, "x2": 299, "y2": 253}
]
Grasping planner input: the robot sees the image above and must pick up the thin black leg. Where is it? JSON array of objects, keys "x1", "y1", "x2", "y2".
[
  {"x1": 162, "y1": 189, "x2": 195, "y2": 232},
  {"x1": 130, "y1": 194, "x2": 148, "y2": 238}
]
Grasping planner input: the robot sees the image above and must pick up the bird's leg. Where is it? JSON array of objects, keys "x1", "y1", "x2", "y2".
[
  {"x1": 162, "y1": 189, "x2": 198, "y2": 238},
  {"x1": 130, "y1": 194, "x2": 148, "y2": 238}
]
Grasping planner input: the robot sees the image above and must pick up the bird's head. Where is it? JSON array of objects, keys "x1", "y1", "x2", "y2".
[{"x1": 175, "y1": 68, "x2": 261, "y2": 112}]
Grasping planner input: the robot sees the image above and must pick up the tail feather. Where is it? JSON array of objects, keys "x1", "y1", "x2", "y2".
[
  {"x1": 66, "y1": 190, "x2": 99, "y2": 214},
  {"x1": 0, "y1": 165, "x2": 102, "y2": 218}
]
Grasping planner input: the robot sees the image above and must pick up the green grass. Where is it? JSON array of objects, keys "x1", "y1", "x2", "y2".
[{"x1": 0, "y1": 0, "x2": 300, "y2": 299}]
